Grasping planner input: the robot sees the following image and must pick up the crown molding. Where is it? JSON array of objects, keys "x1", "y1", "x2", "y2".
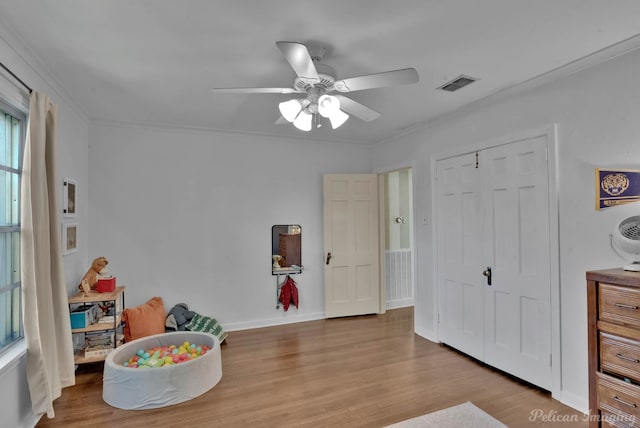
[
  {"x1": 377, "y1": 32, "x2": 640, "y2": 147},
  {"x1": 90, "y1": 118, "x2": 374, "y2": 149},
  {"x1": 0, "y1": 14, "x2": 89, "y2": 123}
]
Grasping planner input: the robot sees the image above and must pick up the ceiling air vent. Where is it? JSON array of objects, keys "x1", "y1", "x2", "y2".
[{"x1": 438, "y1": 75, "x2": 477, "y2": 92}]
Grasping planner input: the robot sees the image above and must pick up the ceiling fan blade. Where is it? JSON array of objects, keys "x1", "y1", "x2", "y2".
[
  {"x1": 334, "y1": 95, "x2": 381, "y2": 122},
  {"x1": 211, "y1": 87, "x2": 300, "y2": 94},
  {"x1": 276, "y1": 41, "x2": 320, "y2": 82},
  {"x1": 334, "y1": 68, "x2": 419, "y2": 93},
  {"x1": 275, "y1": 116, "x2": 289, "y2": 125}
]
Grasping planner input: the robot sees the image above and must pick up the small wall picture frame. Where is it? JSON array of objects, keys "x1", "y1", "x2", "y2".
[
  {"x1": 62, "y1": 223, "x2": 78, "y2": 255},
  {"x1": 63, "y1": 178, "x2": 77, "y2": 217}
]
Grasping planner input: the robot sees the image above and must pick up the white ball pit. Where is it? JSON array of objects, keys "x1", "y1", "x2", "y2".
[{"x1": 103, "y1": 331, "x2": 222, "y2": 410}]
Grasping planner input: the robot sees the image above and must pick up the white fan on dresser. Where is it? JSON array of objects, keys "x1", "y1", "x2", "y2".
[{"x1": 611, "y1": 215, "x2": 640, "y2": 271}]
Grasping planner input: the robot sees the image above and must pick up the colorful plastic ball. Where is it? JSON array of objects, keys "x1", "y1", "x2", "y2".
[{"x1": 122, "y1": 342, "x2": 209, "y2": 367}]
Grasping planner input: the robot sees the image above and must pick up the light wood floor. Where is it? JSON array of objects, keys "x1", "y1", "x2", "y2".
[{"x1": 36, "y1": 307, "x2": 586, "y2": 427}]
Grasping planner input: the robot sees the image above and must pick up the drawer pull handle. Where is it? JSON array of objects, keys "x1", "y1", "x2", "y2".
[
  {"x1": 613, "y1": 396, "x2": 637, "y2": 408},
  {"x1": 614, "y1": 303, "x2": 639, "y2": 310},
  {"x1": 617, "y1": 353, "x2": 640, "y2": 364}
]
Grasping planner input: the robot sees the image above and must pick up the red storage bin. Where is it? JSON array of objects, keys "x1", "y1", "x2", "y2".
[{"x1": 97, "y1": 277, "x2": 116, "y2": 293}]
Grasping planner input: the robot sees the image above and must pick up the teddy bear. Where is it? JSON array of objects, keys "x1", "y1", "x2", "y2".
[
  {"x1": 165, "y1": 303, "x2": 196, "y2": 331},
  {"x1": 78, "y1": 256, "x2": 109, "y2": 291}
]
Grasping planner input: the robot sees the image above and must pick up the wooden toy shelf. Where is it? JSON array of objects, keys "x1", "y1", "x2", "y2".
[{"x1": 68, "y1": 286, "x2": 125, "y2": 364}]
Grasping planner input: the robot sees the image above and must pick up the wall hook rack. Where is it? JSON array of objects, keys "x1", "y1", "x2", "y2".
[{"x1": 274, "y1": 268, "x2": 303, "y2": 309}]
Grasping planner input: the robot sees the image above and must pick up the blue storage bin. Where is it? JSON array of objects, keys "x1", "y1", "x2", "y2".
[{"x1": 70, "y1": 305, "x2": 97, "y2": 329}]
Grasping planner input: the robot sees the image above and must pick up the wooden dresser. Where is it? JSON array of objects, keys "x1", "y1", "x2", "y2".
[{"x1": 588, "y1": 268, "x2": 640, "y2": 427}]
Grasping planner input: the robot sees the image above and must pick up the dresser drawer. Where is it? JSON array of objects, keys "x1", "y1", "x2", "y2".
[
  {"x1": 600, "y1": 283, "x2": 640, "y2": 328},
  {"x1": 601, "y1": 409, "x2": 640, "y2": 428},
  {"x1": 602, "y1": 332, "x2": 640, "y2": 383},
  {"x1": 598, "y1": 372, "x2": 640, "y2": 426}
]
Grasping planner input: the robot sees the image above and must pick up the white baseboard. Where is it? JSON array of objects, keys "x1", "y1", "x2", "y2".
[
  {"x1": 23, "y1": 412, "x2": 40, "y2": 428},
  {"x1": 386, "y1": 298, "x2": 414, "y2": 310},
  {"x1": 222, "y1": 311, "x2": 325, "y2": 332},
  {"x1": 557, "y1": 389, "x2": 589, "y2": 414},
  {"x1": 414, "y1": 327, "x2": 439, "y2": 343}
]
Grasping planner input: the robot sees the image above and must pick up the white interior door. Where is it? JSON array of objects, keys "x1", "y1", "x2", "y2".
[
  {"x1": 482, "y1": 138, "x2": 552, "y2": 390},
  {"x1": 436, "y1": 134, "x2": 552, "y2": 390},
  {"x1": 436, "y1": 154, "x2": 484, "y2": 360},
  {"x1": 324, "y1": 174, "x2": 380, "y2": 318}
]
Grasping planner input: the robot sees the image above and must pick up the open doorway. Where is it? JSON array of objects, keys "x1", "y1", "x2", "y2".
[{"x1": 382, "y1": 168, "x2": 414, "y2": 309}]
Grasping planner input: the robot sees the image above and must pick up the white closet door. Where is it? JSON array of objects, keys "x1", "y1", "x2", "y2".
[
  {"x1": 482, "y1": 137, "x2": 552, "y2": 390},
  {"x1": 436, "y1": 134, "x2": 552, "y2": 390},
  {"x1": 436, "y1": 154, "x2": 484, "y2": 360}
]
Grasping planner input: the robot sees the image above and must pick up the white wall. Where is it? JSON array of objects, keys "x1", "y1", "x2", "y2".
[
  {"x1": 372, "y1": 47, "x2": 640, "y2": 411},
  {"x1": 88, "y1": 123, "x2": 371, "y2": 329},
  {"x1": 0, "y1": 26, "x2": 89, "y2": 428}
]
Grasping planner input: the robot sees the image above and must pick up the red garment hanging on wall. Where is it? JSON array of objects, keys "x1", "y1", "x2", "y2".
[{"x1": 278, "y1": 275, "x2": 299, "y2": 311}]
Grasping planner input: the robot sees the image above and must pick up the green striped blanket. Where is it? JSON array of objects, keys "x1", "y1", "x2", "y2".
[{"x1": 185, "y1": 313, "x2": 228, "y2": 343}]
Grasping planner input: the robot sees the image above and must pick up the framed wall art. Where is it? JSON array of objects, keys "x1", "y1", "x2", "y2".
[
  {"x1": 63, "y1": 178, "x2": 77, "y2": 217},
  {"x1": 62, "y1": 223, "x2": 78, "y2": 255},
  {"x1": 596, "y1": 168, "x2": 640, "y2": 210}
]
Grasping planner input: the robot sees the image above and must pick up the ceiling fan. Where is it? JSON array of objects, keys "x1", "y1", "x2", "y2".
[{"x1": 211, "y1": 41, "x2": 419, "y2": 131}]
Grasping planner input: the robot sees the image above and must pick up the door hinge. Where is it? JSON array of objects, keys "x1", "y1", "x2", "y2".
[
  {"x1": 475, "y1": 151, "x2": 479, "y2": 168},
  {"x1": 545, "y1": 147, "x2": 548, "y2": 161}
]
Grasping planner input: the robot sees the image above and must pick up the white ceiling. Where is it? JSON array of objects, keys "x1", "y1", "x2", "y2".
[{"x1": 2, "y1": 0, "x2": 640, "y2": 144}]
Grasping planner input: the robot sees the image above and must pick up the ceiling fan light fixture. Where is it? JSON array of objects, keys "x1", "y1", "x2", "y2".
[
  {"x1": 293, "y1": 110, "x2": 312, "y2": 131},
  {"x1": 318, "y1": 94, "x2": 339, "y2": 118},
  {"x1": 279, "y1": 99, "x2": 302, "y2": 122},
  {"x1": 216, "y1": 42, "x2": 419, "y2": 131},
  {"x1": 328, "y1": 109, "x2": 349, "y2": 129}
]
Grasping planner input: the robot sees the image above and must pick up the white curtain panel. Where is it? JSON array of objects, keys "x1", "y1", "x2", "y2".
[{"x1": 21, "y1": 91, "x2": 75, "y2": 418}]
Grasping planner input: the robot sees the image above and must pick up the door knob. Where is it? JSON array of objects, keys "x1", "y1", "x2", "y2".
[
  {"x1": 326, "y1": 252, "x2": 332, "y2": 265},
  {"x1": 483, "y1": 266, "x2": 492, "y2": 286}
]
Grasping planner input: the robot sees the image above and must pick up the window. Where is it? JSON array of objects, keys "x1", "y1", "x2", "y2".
[{"x1": 0, "y1": 105, "x2": 24, "y2": 355}]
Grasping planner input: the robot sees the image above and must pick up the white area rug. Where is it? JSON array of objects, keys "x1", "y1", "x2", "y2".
[{"x1": 385, "y1": 402, "x2": 508, "y2": 428}]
